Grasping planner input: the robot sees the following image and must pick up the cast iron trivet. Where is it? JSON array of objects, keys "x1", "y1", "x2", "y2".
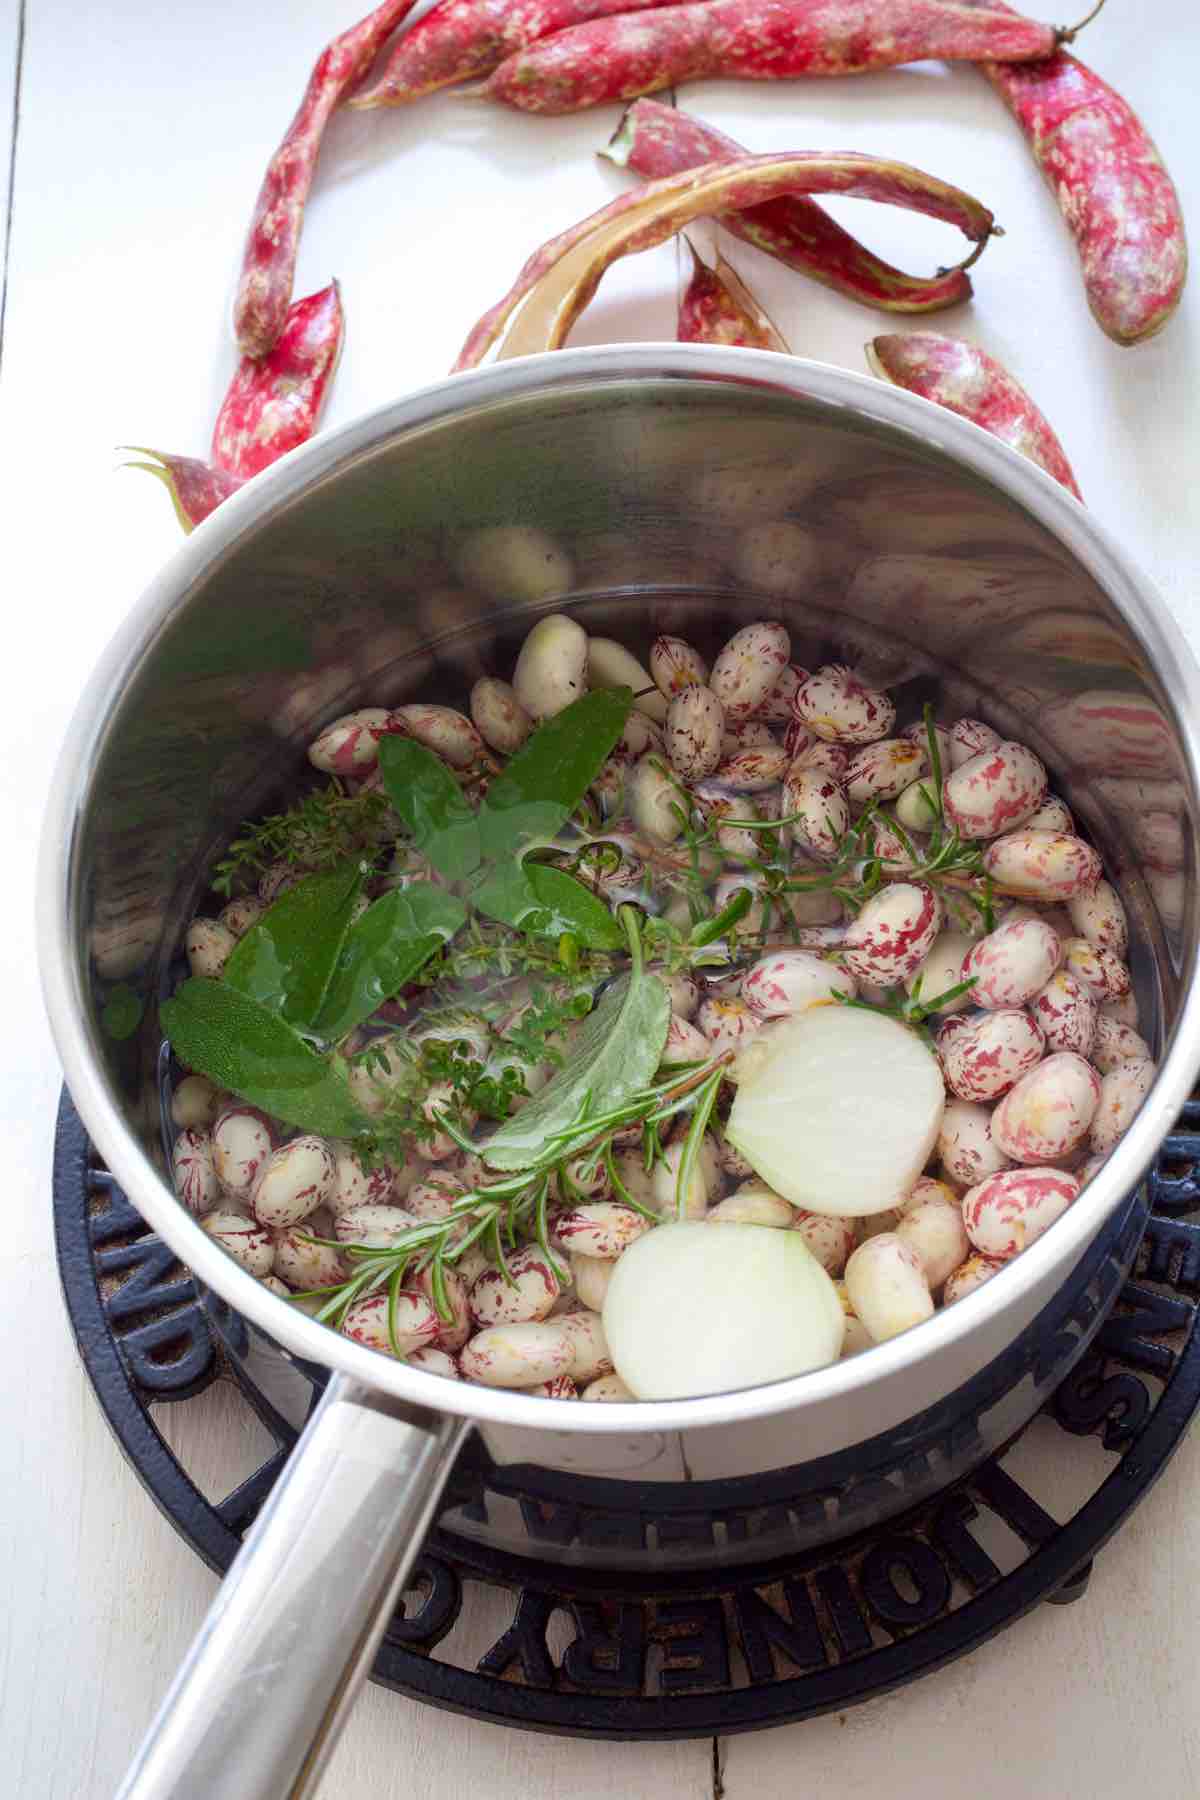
[{"x1": 54, "y1": 1088, "x2": 1200, "y2": 1739}]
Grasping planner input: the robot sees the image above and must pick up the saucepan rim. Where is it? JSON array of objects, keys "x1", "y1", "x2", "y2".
[{"x1": 38, "y1": 343, "x2": 1200, "y2": 1437}]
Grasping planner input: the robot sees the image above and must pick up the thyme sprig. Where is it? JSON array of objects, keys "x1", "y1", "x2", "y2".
[{"x1": 211, "y1": 782, "x2": 392, "y2": 896}]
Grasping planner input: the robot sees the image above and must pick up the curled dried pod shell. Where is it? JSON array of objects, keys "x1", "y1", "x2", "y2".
[
  {"x1": 470, "y1": 676, "x2": 533, "y2": 754},
  {"x1": 793, "y1": 664, "x2": 895, "y2": 745}
]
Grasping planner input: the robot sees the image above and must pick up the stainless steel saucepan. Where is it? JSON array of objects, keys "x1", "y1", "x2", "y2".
[{"x1": 39, "y1": 347, "x2": 1200, "y2": 1797}]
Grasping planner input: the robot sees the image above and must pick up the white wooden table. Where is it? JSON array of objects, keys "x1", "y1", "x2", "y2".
[{"x1": 4, "y1": 2, "x2": 1200, "y2": 1794}]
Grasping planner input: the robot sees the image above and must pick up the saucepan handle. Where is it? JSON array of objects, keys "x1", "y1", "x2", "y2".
[{"x1": 116, "y1": 1371, "x2": 469, "y2": 1800}]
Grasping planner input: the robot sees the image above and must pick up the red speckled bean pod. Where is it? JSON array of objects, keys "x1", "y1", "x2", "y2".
[
  {"x1": 474, "y1": 0, "x2": 1064, "y2": 115},
  {"x1": 455, "y1": 152, "x2": 997, "y2": 370},
  {"x1": 352, "y1": 0, "x2": 683, "y2": 106},
  {"x1": 866, "y1": 334, "x2": 1083, "y2": 499},
  {"x1": 124, "y1": 449, "x2": 245, "y2": 532},
  {"x1": 233, "y1": 0, "x2": 417, "y2": 358},
  {"x1": 970, "y1": 5, "x2": 1187, "y2": 344},
  {"x1": 678, "y1": 241, "x2": 789, "y2": 350},
  {"x1": 604, "y1": 99, "x2": 977, "y2": 315},
  {"x1": 213, "y1": 282, "x2": 345, "y2": 480}
]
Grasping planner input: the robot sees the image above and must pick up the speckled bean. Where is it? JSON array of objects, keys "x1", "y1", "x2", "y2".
[
  {"x1": 791, "y1": 738, "x2": 850, "y2": 783},
  {"x1": 629, "y1": 754, "x2": 686, "y2": 844},
  {"x1": 963, "y1": 916, "x2": 1061, "y2": 1009},
  {"x1": 696, "y1": 995, "x2": 762, "y2": 1059},
  {"x1": 896, "y1": 1196, "x2": 970, "y2": 1290},
  {"x1": 905, "y1": 931, "x2": 975, "y2": 1014},
  {"x1": 710, "y1": 621, "x2": 790, "y2": 721},
  {"x1": 219, "y1": 896, "x2": 265, "y2": 939},
  {"x1": 251, "y1": 1134, "x2": 336, "y2": 1228},
  {"x1": 663, "y1": 1013, "x2": 711, "y2": 1064},
  {"x1": 387, "y1": 703, "x2": 485, "y2": 769},
  {"x1": 741, "y1": 949, "x2": 855, "y2": 1019},
  {"x1": 524, "y1": 1375, "x2": 579, "y2": 1398},
  {"x1": 715, "y1": 744, "x2": 790, "y2": 791},
  {"x1": 559, "y1": 1310, "x2": 614, "y2": 1383},
  {"x1": 569, "y1": 1251, "x2": 615, "y2": 1312},
  {"x1": 333, "y1": 1203, "x2": 419, "y2": 1249},
  {"x1": 938, "y1": 1099, "x2": 1014, "y2": 1188},
  {"x1": 721, "y1": 717, "x2": 777, "y2": 756},
  {"x1": 555, "y1": 1202, "x2": 651, "y2": 1259},
  {"x1": 1023, "y1": 796, "x2": 1074, "y2": 833},
  {"x1": 841, "y1": 881, "x2": 942, "y2": 984},
  {"x1": 581, "y1": 1373, "x2": 635, "y2": 1401},
  {"x1": 407, "y1": 1346, "x2": 462, "y2": 1380},
  {"x1": 211, "y1": 1106, "x2": 276, "y2": 1196},
  {"x1": 201, "y1": 1210, "x2": 276, "y2": 1277},
  {"x1": 901, "y1": 718, "x2": 952, "y2": 769},
  {"x1": 512, "y1": 613, "x2": 588, "y2": 719},
  {"x1": 937, "y1": 1009, "x2": 1045, "y2": 1102},
  {"x1": 991, "y1": 1052, "x2": 1100, "y2": 1164},
  {"x1": 1090, "y1": 1059, "x2": 1156, "y2": 1153},
  {"x1": 171, "y1": 1075, "x2": 221, "y2": 1130},
  {"x1": 782, "y1": 762, "x2": 848, "y2": 858},
  {"x1": 1092, "y1": 1014, "x2": 1153, "y2": 1074},
  {"x1": 185, "y1": 917, "x2": 236, "y2": 978},
  {"x1": 844, "y1": 1234, "x2": 934, "y2": 1343},
  {"x1": 342, "y1": 1290, "x2": 440, "y2": 1358},
  {"x1": 949, "y1": 718, "x2": 1000, "y2": 767},
  {"x1": 943, "y1": 741, "x2": 1047, "y2": 840},
  {"x1": 1077, "y1": 1152, "x2": 1108, "y2": 1188},
  {"x1": 962, "y1": 1167, "x2": 1080, "y2": 1259},
  {"x1": 1029, "y1": 968, "x2": 1097, "y2": 1057},
  {"x1": 707, "y1": 1183, "x2": 795, "y2": 1228},
  {"x1": 943, "y1": 1253, "x2": 1006, "y2": 1304},
  {"x1": 846, "y1": 739, "x2": 928, "y2": 805},
  {"x1": 412, "y1": 1264, "x2": 473, "y2": 1352},
  {"x1": 650, "y1": 634, "x2": 708, "y2": 698},
  {"x1": 756, "y1": 663, "x2": 807, "y2": 725},
  {"x1": 272, "y1": 1224, "x2": 345, "y2": 1290},
  {"x1": 792, "y1": 1209, "x2": 858, "y2": 1275},
  {"x1": 587, "y1": 637, "x2": 668, "y2": 720},
  {"x1": 460, "y1": 1321, "x2": 573, "y2": 1388},
  {"x1": 982, "y1": 830, "x2": 1103, "y2": 901},
  {"x1": 1102, "y1": 992, "x2": 1141, "y2": 1029},
  {"x1": 173, "y1": 1128, "x2": 221, "y2": 1215},
  {"x1": 1062, "y1": 937, "x2": 1131, "y2": 1001},
  {"x1": 329, "y1": 1144, "x2": 400, "y2": 1215},
  {"x1": 470, "y1": 676, "x2": 533, "y2": 754},
  {"x1": 307, "y1": 707, "x2": 389, "y2": 775},
  {"x1": 650, "y1": 1138, "x2": 713, "y2": 1219},
  {"x1": 1068, "y1": 879, "x2": 1128, "y2": 958},
  {"x1": 666, "y1": 685, "x2": 724, "y2": 779},
  {"x1": 469, "y1": 1245, "x2": 562, "y2": 1327},
  {"x1": 834, "y1": 1282, "x2": 874, "y2": 1357},
  {"x1": 793, "y1": 664, "x2": 895, "y2": 745}
]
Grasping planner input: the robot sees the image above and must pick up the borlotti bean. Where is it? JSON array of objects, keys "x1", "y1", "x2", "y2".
[
  {"x1": 961, "y1": 1168, "x2": 1081, "y2": 1259},
  {"x1": 1091, "y1": 1015, "x2": 1153, "y2": 1073},
  {"x1": 943, "y1": 741, "x2": 1047, "y2": 839},
  {"x1": 307, "y1": 707, "x2": 390, "y2": 775},
  {"x1": 168, "y1": 618, "x2": 1160, "y2": 1403},
  {"x1": 710, "y1": 621, "x2": 790, "y2": 721},
  {"x1": 982, "y1": 828, "x2": 1103, "y2": 901},
  {"x1": 938, "y1": 1099, "x2": 1014, "y2": 1187},
  {"x1": 1068, "y1": 880, "x2": 1129, "y2": 958},
  {"x1": 512, "y1": 613, "x2": 588, "y2": 718},
  {"x1": 186, "y1": 917, "x2": 237, "y2": 978},
  {"x1": 251, "y1": 1134, "x2": 336, "y2": 1228},
  {"x1": 1029, "y1": 968, "x2": 1098, "y2": 1057},
  {"x1": 793, "y1": 663, "x2": 896, "y2": 744},
  {"x1": 666, "y1": 685, "x2": 724, "y2": 778},
  {"x1": 782, "y1": 762, "x2": 849, "y2": 858},
  {"x1": 841, "y1": 882, "x2": 942, "y2": 984},
  {"x1": 741, "y1": 950, "x2": 856, "y2": 1019},
  {"x1": 845, "y1": 738, "x2": 928, "y2": 804},
  {"x1": 949, "y1": 717, "x2": 1001, "y2": 768},
  {"x1": 936, "y1": 1009, "x2": 1045, "y2": 1102},
  {"x1": 460, "y1": 1321, "x2": 574, "y2": 1388},
  {"x1": 844, "y1": 1235, "x2": 934, "y2": 1343},
  {"x1": 470, "y1": 1245, "x2": 562, "y2": 1325},
  {"x1": 469, "y1": 676, "x2": 534, "y2": 754},
  {"x1": 173, "y1": 1128, "x2": 221, "y2": 1215},
  {"x1": 1091, "y1": 1059, "x2": 1156, "y2": 1154},
  {"x1": 343, "y1": 1291, "x2": 440, "y2": 1358},
  {"x1": 963, "y1": 915, "x2": 1061, "y2": 1009},
  {"x1": 587, "y1": 637, "x2": 668, "y2": 720},
  {"x1": 211, "y1": 1106, "x2": 276, "y2": 1196}
]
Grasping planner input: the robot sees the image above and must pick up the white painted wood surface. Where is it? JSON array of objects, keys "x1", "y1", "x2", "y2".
[{"x1": 2, "y1": 0, "x2": 1199, "y2": 1794}]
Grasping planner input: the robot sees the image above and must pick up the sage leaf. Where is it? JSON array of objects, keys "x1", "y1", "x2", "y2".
[
  {"x1": 482, "y1": 967, "x2": 670, "y2": 1171},
  {"x1": 313, "y1": 883, "x2": 468, "y2": 1042},
  {"x1": 378, "y1": 735, "x2": 481, "y2": 881},
  {"x1": 477, "y1": 689, "x2": 632, "y2": 859},
  {"x1": 473, "y1": 862, "x2": 623, "y2": 949},
  {"x1": 223, "y1": 862, "x2": 364, "y2": 1029},
  {"x1": 161, "y1": 979, "x2": 369, "y2": 1138}
]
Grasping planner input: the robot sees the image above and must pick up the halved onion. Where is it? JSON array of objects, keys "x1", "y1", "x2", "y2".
[
  {"x1": 726, "y1": 1005, "x2": 945, "y2": 1216},
  {"x1": 602, "y1": 1221, "x2": 844, "y2": 1400}
]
